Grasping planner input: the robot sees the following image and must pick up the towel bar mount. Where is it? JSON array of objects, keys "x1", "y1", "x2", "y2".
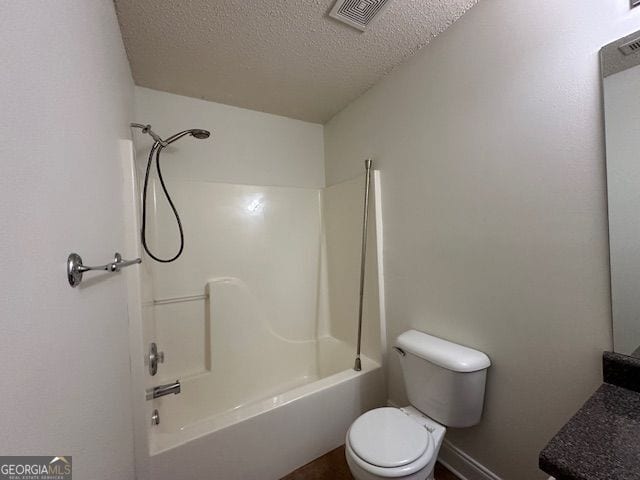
[{"x1": 67, "y1": 252, "x2": 141, "y2": 287}]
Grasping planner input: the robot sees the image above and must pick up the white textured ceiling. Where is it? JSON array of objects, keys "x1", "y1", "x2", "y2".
[{"x1": 115, "y1": 0, "x2": 478, "y2": 123}]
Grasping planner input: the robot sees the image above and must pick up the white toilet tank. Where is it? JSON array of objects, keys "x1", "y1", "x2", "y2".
[{"x1": 396, "y1": 330, "x2": 491, "y2": 428}]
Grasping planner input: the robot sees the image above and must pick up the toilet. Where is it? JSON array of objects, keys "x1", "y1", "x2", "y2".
[{"x1": 345, "y1": 330, "x2": 491, "y2": 480}]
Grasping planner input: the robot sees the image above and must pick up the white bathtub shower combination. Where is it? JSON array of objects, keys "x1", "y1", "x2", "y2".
[
  {"x1": 124, "y1": 154, "x2": 386, "y2": 480},
  {"x1": 152, "y1": 335, "x2": 378, "y2": 453}
]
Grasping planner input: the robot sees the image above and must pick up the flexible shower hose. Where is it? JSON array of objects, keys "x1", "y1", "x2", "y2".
[{"x1": 141, "y1": 143, "x2": 184, "y2": 263}]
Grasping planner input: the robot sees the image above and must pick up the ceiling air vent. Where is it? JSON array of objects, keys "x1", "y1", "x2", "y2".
[
  {"x1": 329, "y1": 0, "x2": 392, "y2": 32},
  {"x1": 619, "y1": 37, "x2": 640, "y2": 56}
]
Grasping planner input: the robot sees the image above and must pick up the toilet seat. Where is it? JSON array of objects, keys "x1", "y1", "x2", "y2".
[{"x1": 346, "y1": 407, "x2": 435, "y2": 477}]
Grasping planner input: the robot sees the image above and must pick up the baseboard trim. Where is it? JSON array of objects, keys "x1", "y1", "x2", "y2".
[{"x1": 438, "y1": 440, "x2": 503, "y2": 480}]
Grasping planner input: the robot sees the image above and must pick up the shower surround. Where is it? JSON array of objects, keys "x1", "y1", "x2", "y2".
[
  {"x1": 125, "y1": 88, "x2": 385, "y2": 480},
  {"x1": 139, "y1": 178, "x2": 384, "y2": 479}
]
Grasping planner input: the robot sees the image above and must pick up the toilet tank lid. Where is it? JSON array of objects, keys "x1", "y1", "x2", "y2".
[{"x1": 396, "y1": 330, "x2": 491, "y2": 372}]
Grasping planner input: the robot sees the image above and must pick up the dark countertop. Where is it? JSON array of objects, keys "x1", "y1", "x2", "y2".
[{"x1": 539, "y1": 354, "x2": 640, "y2": 480}]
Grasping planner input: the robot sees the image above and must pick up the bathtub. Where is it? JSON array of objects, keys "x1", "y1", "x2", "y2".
[
  {"x1": 119, "y1": 147, "x2": 388, "y2": 479},
  {"x1": 148, "y1": 337, "x2": 385, "y2": 480}
]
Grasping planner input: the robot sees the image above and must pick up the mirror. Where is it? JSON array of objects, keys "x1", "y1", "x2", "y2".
[{"x1": 602, "y1": 30, "x2": 640, "y2": 358}]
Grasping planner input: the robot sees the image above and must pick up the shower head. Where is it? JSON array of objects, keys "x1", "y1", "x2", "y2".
[
  {"x1": 190, "y1": 129, "x2": 210, "y2": 139},
  {"x1": 131, "y1": 123, "x2": 211, "y2": 146},
  {"x1": 163, "y1": 128, "x2": 211, "y2": 145}
]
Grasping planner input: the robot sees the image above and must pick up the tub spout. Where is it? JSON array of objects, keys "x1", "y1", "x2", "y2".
[{"x1": 146, "y1": 380, "x2": 180, "y2": 401}]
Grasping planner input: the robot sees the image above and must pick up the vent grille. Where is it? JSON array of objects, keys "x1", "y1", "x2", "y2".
[
  {"x1": 619, "y1": 37, "x2": 640, "y2": 56},
  {"x1": 329, "y1": 0, "x2": 392, "y2": 31}
]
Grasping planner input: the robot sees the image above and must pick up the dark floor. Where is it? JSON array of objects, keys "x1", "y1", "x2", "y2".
[{"x1": 280, "y1": 445, "x2": 459, "y2": 480}]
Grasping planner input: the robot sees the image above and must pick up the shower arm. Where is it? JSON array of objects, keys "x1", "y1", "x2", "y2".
[{"x1": 131, "y1": 123, "x2": 168, "y2": 146}]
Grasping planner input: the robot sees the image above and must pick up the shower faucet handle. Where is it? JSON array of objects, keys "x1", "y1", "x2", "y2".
[
  {"x1": 146, "y1": 381, "x2": 180, "y2": 401},
  {"x1": 148, "y1": 342, "x2": 165, "y2": 376}
]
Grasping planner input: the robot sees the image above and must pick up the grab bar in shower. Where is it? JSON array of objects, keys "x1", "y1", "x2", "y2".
[
  {"x1": 152, "y1": 278, "x2": 235, "y2": 305},
  {"x1": 153, "y1": 293, "x2": 209, "y2": 306}
]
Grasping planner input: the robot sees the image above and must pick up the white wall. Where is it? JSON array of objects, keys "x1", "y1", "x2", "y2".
[
  {"x1": 134, "y1": 87, "x2": 325, "y2": 188},
  {"x1": 324, "y1": 1, "x2": 640, "y2": 479},
  {"x1": 0, "y1": 2, "x2": 135, "y2": 479},
  {"x1": 604, "y1": 64, "x2": 640, "y2": 356}
]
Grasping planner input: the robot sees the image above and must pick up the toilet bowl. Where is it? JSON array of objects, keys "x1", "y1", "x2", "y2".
[
  {"x1": 345, "y1": 407, "x2": 445, "y2": 480},
  {"x1": 345, "y1": 330, "x2": 491, "y2": 480}
]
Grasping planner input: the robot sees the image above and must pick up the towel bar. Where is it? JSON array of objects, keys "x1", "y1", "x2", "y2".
[{"x1": 67, "y1": 252, "x2": 141, "y2": 287}]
